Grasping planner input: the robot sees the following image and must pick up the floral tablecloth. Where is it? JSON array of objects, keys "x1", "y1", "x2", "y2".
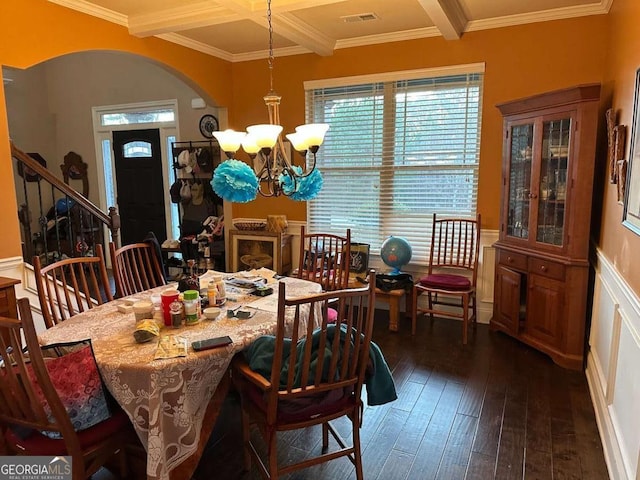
[{"x1": 37, "y1": 277, "x2": 322, "y2": 480}]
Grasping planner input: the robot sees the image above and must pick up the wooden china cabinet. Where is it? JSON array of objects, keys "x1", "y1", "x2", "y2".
[{"x1": 491, "y1": 84, "x2": 600, "y2": 370}]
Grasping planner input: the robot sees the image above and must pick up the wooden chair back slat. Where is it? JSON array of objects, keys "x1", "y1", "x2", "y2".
[
  {"x1": 0, "y1": 298, "x2": 136, "y2": 479},
  {"x1": 415, "y1": 213, "x2": 482, "y2": 344},
  {"x1": 33, "y1": 244, "x2": 113, "y2": 329},
  {"x1": 110, "y1": 241, "x2": 166, "y2": 298},
  {"x1": 429, "y1": 214, "x2": 480, "y2": 274},
  {"x1": 0, "y1": 322, "x2": 47, "y2": 424},
  {"x1": 0, "y1": 298, "x2": 81, "y2": 440},
  {"x1": 270, "y1": 271, "x2": 376, "y2": 410},
  {"x1": 297, "y1": 227, "x2": 351, "y2": 291}
]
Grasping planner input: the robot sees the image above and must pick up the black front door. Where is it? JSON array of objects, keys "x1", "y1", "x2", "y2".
[{"x1": 112, "y1": 129, "x2": 167, "y2": 245}]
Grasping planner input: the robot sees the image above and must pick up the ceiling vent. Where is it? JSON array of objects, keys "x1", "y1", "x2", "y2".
[{"x1": 341, "y1": 12, "x2": 379, "y2": 23}]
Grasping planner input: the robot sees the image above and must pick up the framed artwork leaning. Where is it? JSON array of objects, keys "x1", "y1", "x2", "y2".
[{"x1": 229, "y1": 230, "x2": 292, "y2": 275}]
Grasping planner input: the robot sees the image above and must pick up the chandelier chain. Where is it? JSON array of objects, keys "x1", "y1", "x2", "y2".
[{"x1": 267, "y1": 0, "x2": 274, "y2": 93}]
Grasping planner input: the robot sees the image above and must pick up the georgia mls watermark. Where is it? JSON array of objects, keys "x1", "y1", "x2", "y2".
[{"x1": 0, "y1": 456, "x2": 72, "y2": 480}]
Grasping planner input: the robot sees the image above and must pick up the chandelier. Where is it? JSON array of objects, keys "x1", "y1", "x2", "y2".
[{"x1": 211, "y1": 0, "x2": 329, "y2": 203}]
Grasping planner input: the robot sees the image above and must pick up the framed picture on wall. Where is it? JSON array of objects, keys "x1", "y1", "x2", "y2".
[{"x1": 623, "y1": 68, "x2": 640, "y2": 235}]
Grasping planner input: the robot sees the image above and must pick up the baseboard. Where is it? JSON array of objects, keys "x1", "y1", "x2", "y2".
[{"x1": 586, "y1": 355, "x2": 626, "y2": 480}]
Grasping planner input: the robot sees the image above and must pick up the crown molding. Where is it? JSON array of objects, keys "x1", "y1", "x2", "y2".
[
  {"x1": 155, "y1": 33, "x2": 234, "y2": 62},
  {"x1": 336, "y1": 26, "x2": 441, "y2": 51},
  {"x1": 48, "y1": 0, "x2": 127, "y2": 27},
  {"x1": 231, "y1": 45, "x2": 311, "y2": 63},
  {"x1": 466, "y1": 2, "x2": 611, "y2": 33},
  {"x1": 49, "y1": 0, "x2": 614, "y2": 62}
]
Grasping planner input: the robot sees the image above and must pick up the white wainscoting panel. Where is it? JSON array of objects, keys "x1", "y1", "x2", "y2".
[
  {"x1": 611, "y1": 316, "x2": 640, "y2": 479},
  {"x1": 587, "y1": 249, "x2": 640, "y2": 480},
  {"x1": 589, "y1": 275, "x2": 620, "y2": 403},
  {"x1": 0, "y1": 257, "x2": 47, "y2": 333}
]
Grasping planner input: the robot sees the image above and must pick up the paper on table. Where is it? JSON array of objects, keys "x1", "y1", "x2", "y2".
[
  {"x1": 198, "y1": 270, "x2": 227, "y2": 290},
  {"x1": 240, "y1": 268, "x2": 278, "y2": 285},
  {"x1": 246, "y1": 294, "x2": 279, "y2": 313},
  {"x1": 154, "y1": 335, "x2": 188, "y2": 360}
]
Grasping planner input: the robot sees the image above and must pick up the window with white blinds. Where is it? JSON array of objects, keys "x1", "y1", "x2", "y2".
[{"x1": 304, "y1": 67, "x2": 483, "y2": 265}]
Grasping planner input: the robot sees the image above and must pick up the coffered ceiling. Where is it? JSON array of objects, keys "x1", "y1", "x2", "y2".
[{"x1": 49, "y1": 0, "x2": 613, "y2": 62}]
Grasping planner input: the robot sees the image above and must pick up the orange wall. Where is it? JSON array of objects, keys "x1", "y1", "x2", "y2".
[
  {"x1": 230, "y1": 16, "x2": 608, "y2": 225},
  {"x1": 0, "y1": 2, "x2": 615, "y2": 282},
  {"x1": 599, "y1": 0, "x2": 640, "y2": 293},
  {"x1": 0, "y1": 0, "x2": 233, "y2": 259}
]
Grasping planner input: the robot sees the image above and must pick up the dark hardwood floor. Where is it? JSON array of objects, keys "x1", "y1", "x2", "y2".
[
  {"x1": 191, "y1": 312, "x2": 609, "y2": 480},
  {"x1": 98, "y1": 310, "x2": 609, "y2": 479}
]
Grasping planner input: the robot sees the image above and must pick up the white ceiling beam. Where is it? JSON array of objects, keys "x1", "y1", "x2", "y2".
[
  {"x1": 128, "y1": 2, "x2": 241, "y2": 37},
  {"x1": 216, "y1": 0, "x2": 350, "y2": 13},
  {"x1": 418, "y1": 0, "x2": 467, "y2": 40},
  {"x1": 215, "y1": 0, "x2": 336, "y2": 56},
  {"x1": 271, "y1": 12, "x2": 335, "y2": 56}
]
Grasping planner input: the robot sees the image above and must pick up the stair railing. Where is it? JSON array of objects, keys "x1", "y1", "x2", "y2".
[{"x1": 11, "y1": 142, "x2": 120, "y2": 265}]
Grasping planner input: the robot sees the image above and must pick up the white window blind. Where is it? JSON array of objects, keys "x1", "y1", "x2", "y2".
[{"x1": 305, "y1": 69, "x2": 483, "y2": 265}]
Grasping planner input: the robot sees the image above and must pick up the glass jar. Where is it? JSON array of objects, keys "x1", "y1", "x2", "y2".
[
  {"x1": 169, "y1": 300, "x2": 183, "y2": 328},
  {"x1": 183, "y1": 290, "x2": 200, "y2": 325}
]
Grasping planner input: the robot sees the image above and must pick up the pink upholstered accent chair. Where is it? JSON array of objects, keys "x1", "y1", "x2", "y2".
[{"x1": 412, "y1": 213, "x2": 481, "y2": 344}]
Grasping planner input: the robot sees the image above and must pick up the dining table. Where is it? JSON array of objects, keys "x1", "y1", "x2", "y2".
[{"x1": 37, "y1": 273, "x2": 322, "y2": 480}]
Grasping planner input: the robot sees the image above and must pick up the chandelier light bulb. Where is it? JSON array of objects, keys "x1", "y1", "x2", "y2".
[
  {"x1": 285, "y1": 132, "x2": 311, "y2": 153},
  {"x1": 241, "y1": 134, "x2": 261, "y2": 156},
  {"x1": 212, "y1": 129, "x2": 246, "y2": 155},
  {"x1": 247, "y1": 124, "x2": 283, "y2": 149},
  {"x1": 295, "y1": 123, "x2": 329, "y2": 147}
]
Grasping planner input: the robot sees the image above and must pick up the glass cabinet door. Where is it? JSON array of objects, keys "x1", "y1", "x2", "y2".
[
  {"x1": 537, "y1": 117, "x2": 570, "y2": 246},
  {"x1": 506, "y1": 123, "x2": 533, "y2": 240}
]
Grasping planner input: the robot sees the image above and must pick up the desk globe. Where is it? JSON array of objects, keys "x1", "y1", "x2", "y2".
[{"x1": 380, "y1": 236, "x2": 412, "y2": 274}]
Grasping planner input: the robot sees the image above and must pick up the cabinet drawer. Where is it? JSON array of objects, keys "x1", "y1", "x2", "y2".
[
  {"x1": 528, "y1": 258, "x2": 565, "y2": 281},
  {"x1": 498, "y1": 250, "x2": 527, "y2": 270}
]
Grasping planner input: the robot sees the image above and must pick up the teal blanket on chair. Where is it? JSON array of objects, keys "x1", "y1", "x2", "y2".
[{"x1": 246, "y1": 324, "x2": 397, "y2": 406}]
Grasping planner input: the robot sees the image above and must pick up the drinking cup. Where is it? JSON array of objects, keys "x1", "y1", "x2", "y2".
[{"x1": 161, "y1": 289, "x2": 180, "y2": 326}]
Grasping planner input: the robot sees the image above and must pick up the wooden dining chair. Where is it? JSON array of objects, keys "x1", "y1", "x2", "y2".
[
  {"x1": 0, "y1": 298, "x2": 136, "y2": 480},
  {"x1": 297, "y1": 226, "x2": 351, "y2": 291},
  {"x1": 231, "y1": 270, "x2": 377, "y2": 480},
  {"x1": 33, "y1": 243, "x2": 113, "y2": 329},
  {"x1": 412, "y1": 213, "x2": 481, "y2": 344},
  {"x1": 109, "y1": 241, "x2": 166, "y2": 298}
]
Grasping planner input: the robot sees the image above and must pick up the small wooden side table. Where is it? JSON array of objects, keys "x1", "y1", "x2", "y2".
[
  {"x1": 349, "y1": 278, "x2": 413, "y2": 332},
  {"x1": 0, "y1": 276, "x2": 20, "y2": 320}
]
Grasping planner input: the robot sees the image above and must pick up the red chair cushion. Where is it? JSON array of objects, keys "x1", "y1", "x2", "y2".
[
  {"x1": 242, "y1": 378, "x2": 355, "y2": 423},
  {"x1": 419, "y1": 273, "x2": 471, "y2": 291},
  {"x1": 5, "y1": 409, "x2": 131, "y2": 456}
]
